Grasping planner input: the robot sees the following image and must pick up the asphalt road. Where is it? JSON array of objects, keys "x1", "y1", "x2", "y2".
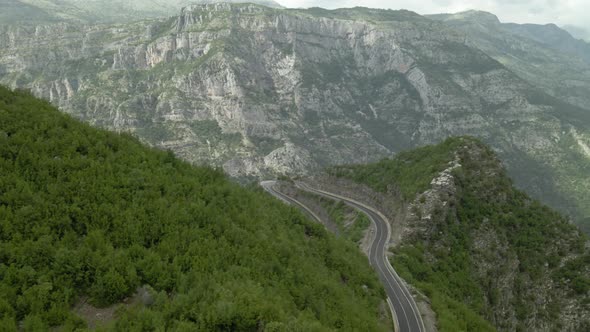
[
  {"x1": 260, "y1": 181, "x2": 324, "y2": 224},
  {"x1": 261, "y1": 180, "x2": 426, "y2": 332}
]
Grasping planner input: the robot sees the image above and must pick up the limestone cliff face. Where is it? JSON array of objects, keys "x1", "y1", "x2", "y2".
[{"x1": 0, "y1": 4, "x2": 589, "y2": 227}]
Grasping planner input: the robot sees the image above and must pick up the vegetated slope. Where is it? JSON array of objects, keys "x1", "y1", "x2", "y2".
[
  {"x1": 317, "y1": 199, "x2": 370, "y2": 244},
  {"x1": 1, "y1": 4, "x2": 589, "y2": 232},
  {"x1": 275, "y1": 184, "x2": 371, "y2": 244},
  {"x1": 0, "y1": 86, "x2": 389, "y2": 331},
  {"x1": 329, "y1": 137, "x2": 590, "y2": 332}
]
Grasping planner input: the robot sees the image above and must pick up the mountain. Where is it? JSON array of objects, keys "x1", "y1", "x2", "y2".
[
  {"x1": 326, "y1": 137, "x2": 590, "y2": 331},
  {"x1": 0, "y1": 86, "x2": 390, "y2": 330},
  {"x1": 504, "y1": 23, "x2": 590, "y2": 64},
  {"x1": 563, "y1": 25, "x2": 590, "y2": 42},
  {"x1": 0, "y1": 4, "x2": 589, "y2": 231},
  {"x1": 429, "y1": 10, "x2": 590, "y2": 110},
  {"x1": 0, "y1": 0, "x2": 61, "y2": 24},
  {"x1": 5, "y1": 0, "x2": 283, "y2": 24}
]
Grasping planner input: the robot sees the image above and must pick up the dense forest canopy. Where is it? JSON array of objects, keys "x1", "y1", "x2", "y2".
[{"x1": 0, "y1": 86, "x2": 388, "y2": 331}]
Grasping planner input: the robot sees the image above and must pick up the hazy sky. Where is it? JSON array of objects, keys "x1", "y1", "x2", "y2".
[{"x1": 276, "y1": 0, "x2": 590, "y2": 35}]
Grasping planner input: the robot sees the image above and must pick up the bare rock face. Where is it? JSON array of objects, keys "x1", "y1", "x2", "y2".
[
  {"x1": 263, "y1": 143, "x2": 317, "y2": 175},
  {"x1": 0, "y1": 4, "x2": 589, "y2": 226},
  {"x1": 404, "y1": 158, "x2": 461, "y2": 239}
]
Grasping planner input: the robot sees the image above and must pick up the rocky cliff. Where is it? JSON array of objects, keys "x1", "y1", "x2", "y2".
[{"x1": 1, "y1": 4, "x2": 589, "y2": 230}]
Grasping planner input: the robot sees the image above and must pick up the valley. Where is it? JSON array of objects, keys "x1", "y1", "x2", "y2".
[
  {"x1": 1, "y1": 3, "x2": 589, "y2": 231},
  {"x1": 1, "y1": 2, "x2": 589, "y2": 331}
]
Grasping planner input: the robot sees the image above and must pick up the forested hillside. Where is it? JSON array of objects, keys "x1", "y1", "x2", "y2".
[
  {"x1": 0, "y1": 86, "x2": 389, "y2": 331},
  {"x1": 330, "y1": 137, "x2": 590, "y2": 331}
]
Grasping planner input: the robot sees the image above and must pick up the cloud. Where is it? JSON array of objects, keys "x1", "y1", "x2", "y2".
[{"x1": 276, "y1": 0, "x2": 590, "y2": 36}]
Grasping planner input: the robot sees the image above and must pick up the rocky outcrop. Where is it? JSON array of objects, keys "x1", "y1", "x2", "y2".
[
  {"x1": 263, "y1": 143, "x2": 317, "y2": 175},
  {"x1": 401, "y1": 141, "x2": 590, "y2": 331},
  {"x1": 0, "y1": 4, "x2": 589, "y2": 228}
]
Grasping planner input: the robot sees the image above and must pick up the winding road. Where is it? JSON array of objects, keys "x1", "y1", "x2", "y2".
[{"x1": 261, "y1": 180, "x2": 426, "y2": 332}]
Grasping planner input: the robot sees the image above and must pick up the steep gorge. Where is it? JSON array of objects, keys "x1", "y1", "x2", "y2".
[{"x1": 1, "y1": 3, "x2": 589, "y2": 229}]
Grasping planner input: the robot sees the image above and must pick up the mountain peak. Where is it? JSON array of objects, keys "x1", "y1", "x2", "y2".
[
  {"x1": 461, "y1": 10, "x2": 500, "y2": 21},
  {"x1": 429, "y1": 10, "x2": 500, "y2": 25},
  {"x1": 187, "y1": 0, "x2": 283, "y2": 8}
]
